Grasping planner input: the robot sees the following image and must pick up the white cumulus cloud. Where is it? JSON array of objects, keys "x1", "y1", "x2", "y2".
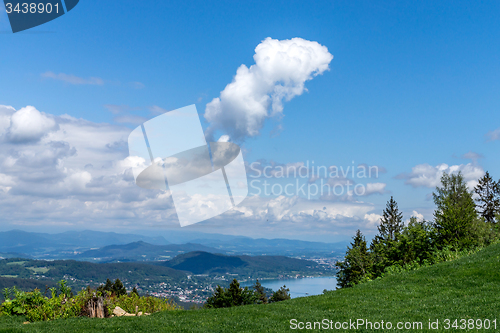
[
  {"x1": 204, "y1": 37, "x2": 333, "y2": 141},
  {"x1": 363, "y1": 182, "x2": 387, "y2": 195},
  {"x1": 397, "y1": 163, "x2": 484, "y2": 190},
  {"x1": 4, "y1": 106, "x2": 58, "y2": 143}
]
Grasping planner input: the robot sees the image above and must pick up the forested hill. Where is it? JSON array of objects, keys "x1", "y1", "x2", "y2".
[
  {"x1": 0, "y1": 259, "x2": 186, "y2": 290},
  {"x1": 157, "y1": 251, "x2": 321, "y2": 275}
]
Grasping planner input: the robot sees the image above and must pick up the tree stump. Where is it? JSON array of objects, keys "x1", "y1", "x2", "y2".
[{"x1": 84, "y1": 296, "x2": 106, "y2": 318}]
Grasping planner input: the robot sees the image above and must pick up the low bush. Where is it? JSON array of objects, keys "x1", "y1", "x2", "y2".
[{"x1": 0, "y1": 279, "x2": 178, "y2": 322}]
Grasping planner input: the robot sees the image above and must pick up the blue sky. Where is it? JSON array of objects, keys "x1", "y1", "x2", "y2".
[{"x1": 0, "y1": 0, "x2": 499, "y2": 242}]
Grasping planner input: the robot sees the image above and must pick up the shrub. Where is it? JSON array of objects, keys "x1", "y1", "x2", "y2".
[
  {"x1": 0, "y1": 280, "x2": 178, "y2": 321},
  {"x1": 110, "y1": 292, "x2": 177, "y2": 314}
]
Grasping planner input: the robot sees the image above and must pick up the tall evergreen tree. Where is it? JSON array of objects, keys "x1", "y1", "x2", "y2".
[
  {"x1": 130, "y1": 286, "x2": 139, "y2": 297},
  {"x1": 474, "y1": 171, "x2": 500, "y2": 223},
  {"x1": 336, "y1": 229, "x2": 372, "y2": 288},
  {"x1": 253, "y1": 279, "x2": 268, "y2": 304},
  {"x1": 269, "y1": 285, "x2": 291, "y2": 302},
  {"x1": 377, "y1": 196, "x2": 404, "y2": 242},
  {"x1": 112, "y1": 278, "x2": 127, "y2": 297},
  {"x1": 369, "y1": 197, "x2": 404, "y2": 276},
  {"x1": 205, "y1": 279, "x2": 257, "y2": 308},
  {"x1": 433, "y1": 172, "x2": 477, "y2": 249},
  {"x1": 227, "y1": 279, "x2": 242, "y2": 307}
]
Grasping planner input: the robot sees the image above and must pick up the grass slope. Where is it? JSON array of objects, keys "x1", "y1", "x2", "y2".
[{"x1": 1, "y1": 243, "x2": 500, "y2": 332}]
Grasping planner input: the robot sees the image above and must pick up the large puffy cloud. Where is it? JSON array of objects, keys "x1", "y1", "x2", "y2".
[
  {"x1": 204, "y1": 37, "x2": 333, "y2": 141},
  {"x1": 2, "y1": 106, "x2": 58, "y2": 143},
  {"x1": 397, "y1": 163, "x2": 484, "y2": 190}
]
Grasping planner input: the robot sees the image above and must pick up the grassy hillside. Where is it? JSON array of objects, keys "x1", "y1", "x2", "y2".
[{"x1": 2, "y1": 241, "x2": 499, "y2": 332}]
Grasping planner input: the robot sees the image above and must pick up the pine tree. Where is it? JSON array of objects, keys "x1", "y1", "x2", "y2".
[
  {"x1": 269, "y1": 285, "x2": 291, "y2": 302},
  {"x1": 112, "y1": 278, "x2": 127, "y2": 297},
  {"x1": 104, "y1": 279, "x2": 113, "y2": 291},
  {"x1": 227, "y1": 279, "x2": 242, "y2": 306},
  {"x1": 368, "y1": 197, "x2": 405, "y2": 276},
  {"x1": 433, "y1": 172, "x2": 477, "y2": 249},
  {"x1": 336, "y1": 229, "x2": 372, "y2": 288},
  {"x1": 377, "y1": 196, "x2": 404, "y2": 242},
  {"x1": 474, "y1": 171, "x2": 500, "y2": 223},
  {"x1": 253, "y1": 279, "x2": 268, "y2": 304},
  {"x1": 130, "y1": 286, "x2": 139, "y2": 297},
  {"x1": 205, "y1": 285, "x2": 230, "y2": 308},
  {"x1": 205, "y1": 279, "x2": 257, "y2": 308}
]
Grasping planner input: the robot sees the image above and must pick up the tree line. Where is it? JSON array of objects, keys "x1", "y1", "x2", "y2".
[
  {"x1": 337, "y1": 171, "x2": 500, "y2": 288},
  {"x1": 205, "y1": 279, "x2": 290, "y2": 308}
]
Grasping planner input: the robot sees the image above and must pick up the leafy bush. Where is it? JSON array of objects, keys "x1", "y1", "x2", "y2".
[
  {"x1": 0, "y1": 281, "x2": 83, "y2": 321},
  {"x1": 0, "y1": 280, "x2": 178, "y2": 321},
  {"x1": 110, "y1": 292, "x2": 177, "y2": 314}
]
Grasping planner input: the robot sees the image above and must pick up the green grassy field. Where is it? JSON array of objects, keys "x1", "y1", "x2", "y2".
[{"x1": 1, "y1": 243, "x2": 499, "y2": 332}]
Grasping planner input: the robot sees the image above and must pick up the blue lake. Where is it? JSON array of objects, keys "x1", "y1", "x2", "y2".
[{"x1": 241, "y1": 276, "x2": 337, "y2": 299}]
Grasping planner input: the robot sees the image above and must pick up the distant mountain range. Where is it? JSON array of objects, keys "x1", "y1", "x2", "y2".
[
  {"x1": 0, "y1": 230, "x2": 348, "y2": 260},
  {"x1": 189, "y1": 237, "x2": 347, "y2": 256},
  {"x1": 77, "y1": 241, "x2": 225, "y2": 262},
  {"x1": 0, "y1": 230, "x2": 169, "y2": 258}
]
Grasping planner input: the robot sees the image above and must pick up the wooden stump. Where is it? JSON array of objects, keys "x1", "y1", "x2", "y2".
[{"x1": 84, "y1": 296, "x2": 106, "y2": 318}]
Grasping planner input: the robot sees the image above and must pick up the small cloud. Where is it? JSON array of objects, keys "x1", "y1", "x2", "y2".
[
  {"x1": 129, "y1": 82, "x2": 145, "y2": 89},
  {"x1": 410, "y1": 210, "x2": 424, "y2": 222},
  {"x1": 486, "y1": 128, "x2": 500, "y2": 142},
  {"x1": 197, "y1": 93, "x2": 208, "y2": 102},
  {"x1": 270, "y1": 124, "x2": 283, "y2": 138},
  {"x1": 114, "y1": 115, "x2": 148, "y2": 125},
  {"x1": 461, "y1": 151, "x2": 483, "y2": 161},
  {"x1": 357, "y1": 163, "x2": 387, "y2": 177},
  {"x1": 364, "y1": 213, "x2": 381, "y2": 228},
  {"x1": 104, "y1": 104, "x2": 132, "y2": 115},
  {"x1": 217, "y1": 135, "x2": 230, "y2": 142},
  {"x1": 41, "y1": 71, "x2": 104, "y2": 85},
  {"x1": 363, "y1": 182, "x2": 387, "y2": 195},
  {"x1": 150, "y1": 106, "x2": 169, "y2": 115}
]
